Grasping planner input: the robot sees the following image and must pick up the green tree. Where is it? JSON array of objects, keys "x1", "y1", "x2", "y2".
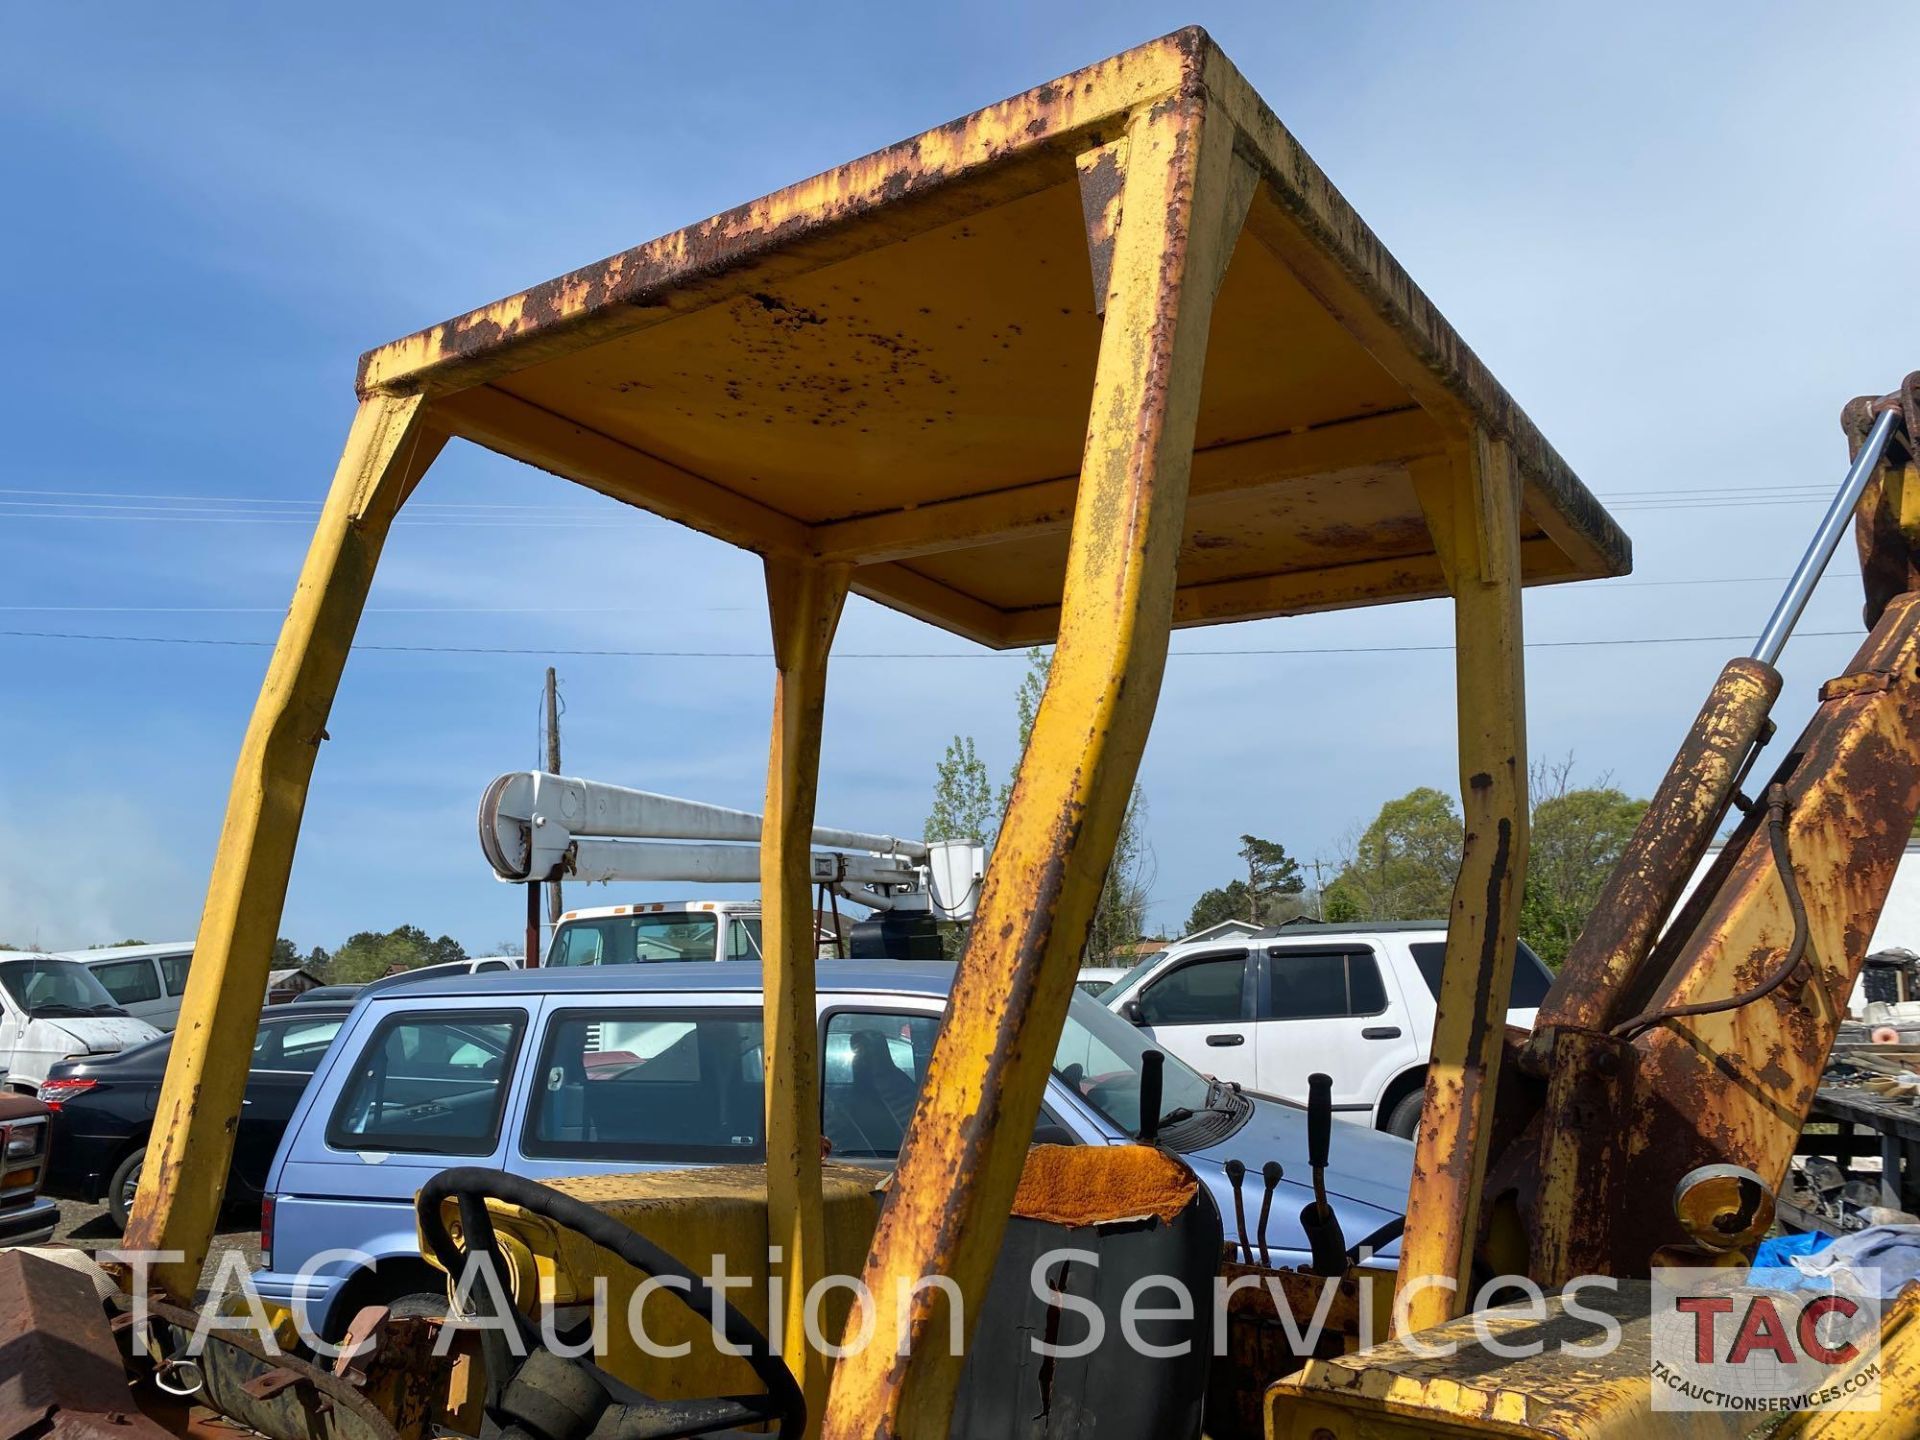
[
  {"x1": 323, "y1": 926, "x2": 467, "y2": 984},
  {"x1": 924, "y1": 648, "x2": 1153, "y2": 966},
  {"x1": 272, "y1": 937, "x2": 300, "y2": 968},
  {"x1": 1519, "y1": 757, "x2": 1648, "y2": 966},
  {"x1": 1183, "y1": 836, "x2": 1309, "y2": 935},
  {"x1": 998, "y1": 649, "x2": 1151, "y2": 966},
  {"x1": 1186, "y1": 879, "x2": 1253, "y2": 935},
  {"x1": 1240, "y1": 834, "x2": 1303, "y2": 919},
  {"x1": 1325, "y1": 787, "x2": 1464, "y2": 921},
  {"x1": 925, "y1": 735, "x2": 996, "y2": 845}
]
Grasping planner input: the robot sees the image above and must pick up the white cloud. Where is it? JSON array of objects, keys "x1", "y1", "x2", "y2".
[{"x1": 0, "y1": 787, "x2": 200, "y2": 951}]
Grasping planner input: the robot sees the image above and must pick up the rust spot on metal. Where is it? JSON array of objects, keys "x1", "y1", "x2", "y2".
[
  {"x1": 1075, "y1": 140, "x2": 1127, "y2": 314},
  {"x1": 1010, "y1": 1144, "x2": 1198, "y2": 1225}
]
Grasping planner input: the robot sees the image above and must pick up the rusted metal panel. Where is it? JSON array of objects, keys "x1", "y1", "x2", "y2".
[
  {"x1": 0, "y1": 1251, "x2": 168, "y2": 1440},
  {"x1": 122, "y1": 394, "x2": 445, "y2": 1302},
  {"x1": 349, "y1": 27, "x2": 1623, "y2": 651},
  {"x1": 757, "y1": 556, "x2": 851, "y2": 1427},
  {"x1": 818, "y1": 93, "x2": 1255, "y2": 1439},
  {"x1": 1268, "y1": 1280, "x2": 1750, "y2": 1438},
  {"x1": 1395, "y1": 435, "x2": 1530, "y2": 1334},
  {"x1": 1529, "y1": 656, "x2": 1782, "y2": 1044},
  {"x1": 1849, "y1": 372, "x2": 1920, "y2": 630},
  {"x1": 1522, "y1": 592, "x2": 1920, "y2": 1280},
  {"x1": 1774, "y1": 1282, "x2": 1919, "y2": 1438}
]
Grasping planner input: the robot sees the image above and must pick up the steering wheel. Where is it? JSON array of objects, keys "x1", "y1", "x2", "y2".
[{"x1": 416, "y1": 1168, "x2": 803, "y2": 1440}]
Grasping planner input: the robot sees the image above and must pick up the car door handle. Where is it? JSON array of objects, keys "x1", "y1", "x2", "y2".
[
  {"x1": 1205, "y1": 1034, "x2": 1245, "y2": 1047},
  {"x1": 1361, "y1": 1026, "x2": 1402, "y2": 1040}
]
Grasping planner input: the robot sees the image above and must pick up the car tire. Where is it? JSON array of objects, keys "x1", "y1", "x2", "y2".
[
  {"x1": 108, "y1": 1146, "x2": 146, "y2": 1232},
  {"x1": 386, "y1": 1291, "x2": 448, "y2": 1321},
  {"x1": 1384, "y1": 1089, "x2": 1424, "y2": 1142}
]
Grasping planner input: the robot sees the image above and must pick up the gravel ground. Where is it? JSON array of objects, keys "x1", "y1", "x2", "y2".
[{"x1": 50, "y1": 1195, "x2": 265, "y2": 1296}]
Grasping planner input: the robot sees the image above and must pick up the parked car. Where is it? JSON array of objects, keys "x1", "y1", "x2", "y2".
[
  {"x1": 0, "y1": 954, "x2": 163, "y2": 1094},
  {"x1": 0, "y1": 1092, "x2": 59, "y2": 1245},
  {"x1": 290, "y1": 959, "x2": 520, "y2": 1008},
  {"x1": 41, "y1": 1001, "x2": 354, "y2": 1229},
  {"x1": 251, "y1": 961, "x2": 1413, "y2": 1339},
  {"x1": 1076, "y1": 966, "x2": 1130, "y2": 997},
  {"x1": 60, "y1": 942, "x2": 196, "y2": 1030},
  {"x1": 1101, "y1": 920, "x2": 1553, "y2": 1138}
]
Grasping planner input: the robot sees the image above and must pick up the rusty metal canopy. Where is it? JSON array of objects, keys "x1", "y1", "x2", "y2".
[{"x1": 358, "y1": 27, "x2": 1628, "y2": 648}]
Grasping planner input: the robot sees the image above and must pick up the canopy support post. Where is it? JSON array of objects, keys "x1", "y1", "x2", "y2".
[
  {"x1": 821, "y1": 94, "x2": 1254, "y2": 1438},
  {"x1": 759, "y1": 554, "x2": 850, "y2": 1430},
  {"x1": 123, "y1": 393, "x2": 443, "y2": 1300},
  {"x1": 1397, "y1": 431, "x2": 1530, "y2": 1333}
]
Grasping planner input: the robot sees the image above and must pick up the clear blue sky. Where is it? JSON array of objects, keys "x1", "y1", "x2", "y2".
[{"x1": 2, "y1": 3, "x2": 1914, "y2": 951}]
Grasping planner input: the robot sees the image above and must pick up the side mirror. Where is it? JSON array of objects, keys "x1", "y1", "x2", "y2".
[{"x1": 1122, "y1": 999, "x2": 1145, "y2": 1025}]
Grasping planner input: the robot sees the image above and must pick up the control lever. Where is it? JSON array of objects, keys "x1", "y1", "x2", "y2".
[
  {"x1": 1256, "y1": 1161, "x2": 1282, "y2": 1266},
  {"x1": 1299, "y1": 1073, "x2": 1348, "y2": 1276},
  {"x1": 1224, "y1": 1159, "x2": 1251, "y2": 1263},
  {"x1": 1138, "y1": 1049, "x2": 1164, "y2": 1144}
]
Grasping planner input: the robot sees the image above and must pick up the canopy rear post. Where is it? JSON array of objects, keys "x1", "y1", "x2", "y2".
[
  {"x1": 1396, "y1": 433, "x2": 1530, "y2": 1333},
  {"x1": 759, "y1": 554, "x2": 851, "y2": 1428},
  {"x1": 122, "y1": 393, "x2": 445, "y2": 1300},
  {"x1": 820, "y1": 94, "x2": 1255, "y2": 1439}
]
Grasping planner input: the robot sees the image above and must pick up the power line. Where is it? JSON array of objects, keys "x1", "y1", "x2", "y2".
[{"x1": 0, "y1": 625, "x2": 1867, "y2": 660}]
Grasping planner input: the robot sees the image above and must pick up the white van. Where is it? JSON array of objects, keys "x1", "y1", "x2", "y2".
[
  {"x1": 1101, "y1": 920, "x2": 1552, "y2": 1138},
  {"x1": 0, "y1": 953, "x2": 164, "y2": 1093},
  {"x1": 62, "y1": 942, "x2": 195, "y2": 1030}
]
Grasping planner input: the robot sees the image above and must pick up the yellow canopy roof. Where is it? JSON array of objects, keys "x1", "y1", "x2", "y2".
[{"x1": 358, "y1": 27, "x2": 1627, "y2": 648}]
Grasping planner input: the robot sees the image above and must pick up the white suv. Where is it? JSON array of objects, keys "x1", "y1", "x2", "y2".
[{"x1": 1101, "y1": 920, "x2": 1552, "y2": 1138}]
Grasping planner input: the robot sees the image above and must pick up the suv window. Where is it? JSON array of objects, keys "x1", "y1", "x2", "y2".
[
  {"x1": 159, "y1": 953, "x2": 191, "y2": 995},
  {"x1": 1263, "y1": 948, "x2": 1387, "y2": 1020},
  {"x1": 92, "y1": 959, "x2": 161, "y2": 1005},
  {"x1": 823, "y1": 1012, "x2": 939, "y2": 1158},
  {"x1": 254, "y1": 1016, "x2": 344, "y2": 1073},
  {"x1": 525, "y1": 1010, "x2": 765, "y2": 1161},
  {"x1": 1408, "y1": 940, "x2": 1554, "y2": 1009},
  {"x1": 1137, "y1": 955, "x2": 1247, "y2": 1025},
  {"x1": 328, "y1": 1011, "x2": 524, "y2": 1155}
]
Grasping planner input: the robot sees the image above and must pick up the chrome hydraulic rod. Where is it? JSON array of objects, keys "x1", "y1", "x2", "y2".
[{"x1": 1751, "y1": 406, "x2": 1900, "y2": 666}]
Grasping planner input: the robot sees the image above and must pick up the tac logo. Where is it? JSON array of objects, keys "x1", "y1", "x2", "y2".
[{"x1": 1651, "y1": 1268, "x2": 1883, "y2": 1414}]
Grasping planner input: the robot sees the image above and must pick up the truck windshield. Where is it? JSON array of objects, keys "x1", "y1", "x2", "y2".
[
  {"x1": 1053, "y1": 991, "x2": 1214, "y2": 1138},
  {"x1": 548, "y1": 914, "x2": 720, "y2": 965},
  {"x1": 0, "y1": 957, "x2": 127, "y2": 1018}
]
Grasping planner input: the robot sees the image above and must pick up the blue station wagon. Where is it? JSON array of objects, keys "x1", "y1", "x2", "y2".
[{"x1": 253, "y1": 961, "x2": 1415, "y2": 1337}]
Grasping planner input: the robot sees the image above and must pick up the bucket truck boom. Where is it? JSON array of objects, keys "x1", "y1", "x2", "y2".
[{"x1": 477, "y1": 769, "x2": 985, "y2": 919}]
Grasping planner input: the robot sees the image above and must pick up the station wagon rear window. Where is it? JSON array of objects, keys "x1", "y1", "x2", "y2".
[
  {"x1": 524, "y1": 1009, "x2": 767, "y2": 1162},
  {"x1": 328, "y1": 1011, "x2": 524, "y2": 1155}
]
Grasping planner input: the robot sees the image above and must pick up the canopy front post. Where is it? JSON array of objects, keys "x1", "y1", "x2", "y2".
[
  {"x1": 123, "y1": 393, "x2": 443, "y2": 1300},
  {"x1": 821, "y1": 94, "x2": 1254, "y2": 1439},
  {"x1": 1396, "y1": 431, "x2": 1530, "y2": 1333},
  {"x1": 758, "y1": 554, "x2": 850, "y2": 1429}
]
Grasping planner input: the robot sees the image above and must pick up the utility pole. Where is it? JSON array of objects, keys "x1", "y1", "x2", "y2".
[
  {"x1": 1310, "y1": 857, "x2": 1327, "y2": 921},
  {"x1": 539, "y1": 666, "x2": 563, "y2": 966}
]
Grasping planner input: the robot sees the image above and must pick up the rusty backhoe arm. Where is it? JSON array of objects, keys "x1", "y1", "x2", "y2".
[{"x1": 1489, "y1": 379, "x2": 1920, "y2": 1284}]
